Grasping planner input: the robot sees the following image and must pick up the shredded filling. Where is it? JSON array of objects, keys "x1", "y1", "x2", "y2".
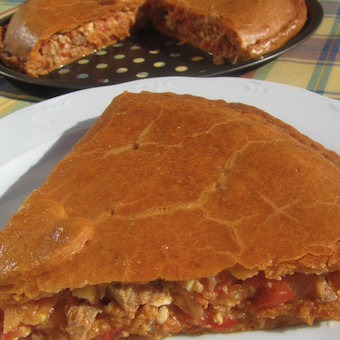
[
  {"x1": 36, "y1": 9, "x2": 139, "y2": 72},
  {"x1": 162, "y1": 7, "x2": 237, "y2": 64},
  {"x1": 1, "y1": 270, "x2": 340, "y2": 340}
]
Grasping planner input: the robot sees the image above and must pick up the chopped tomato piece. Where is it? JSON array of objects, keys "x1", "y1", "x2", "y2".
[
  {"x1": 212, "y1": 318, "x2": 238, "y2": 331},
  {"x1": 98, "y1": 329, "x2": 122, "y2": 340},
  {"x1": 203, "y1": 39, "x2": 211, "y2": 49},
  {"x1": 255, "y1": 280, "x2": 296, "y2": 310},
  {"x1": 3, "y1": 333, "x2": 14, "y2": 340},
  {"x1": 40, "y1": 41, "x2": 49, "y2": 48}
]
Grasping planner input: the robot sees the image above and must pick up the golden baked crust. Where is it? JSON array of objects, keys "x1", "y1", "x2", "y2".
[
  {"x1": 0, "y1": 0, "x2": 147, "y2": 76},
  {"x1": 1, "y1": 91, "x2": 340, "y2": 339},
  {"x1": 0, "y1": 190, "x2": 94, "y2": 285},
  {"x1": 146, "y1": 0, "x2": 308, "y2": 64},
  {"x1": 1, "y1": 91, "x2": 340, "y2": 301}
]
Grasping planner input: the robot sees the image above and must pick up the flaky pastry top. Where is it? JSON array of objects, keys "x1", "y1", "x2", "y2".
[{"x1": 1, "y1": 91, "x2": 340, "y2": 303}]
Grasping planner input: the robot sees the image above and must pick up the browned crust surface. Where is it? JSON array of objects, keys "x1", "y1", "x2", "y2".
[
  {"x1": 1, "y1": 91, "x2": 340, "y2": 302},
  {"x1": 147, "y1": 0, "x2": 307, "y2": 63}
]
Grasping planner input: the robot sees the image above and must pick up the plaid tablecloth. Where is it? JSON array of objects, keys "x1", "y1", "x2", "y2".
[
  {"x1": 0, "y1": 0, "x2": 339, "y2": 119},
  {"x1": 248, "y1": 0, "x2": 340, "y2": 99}
]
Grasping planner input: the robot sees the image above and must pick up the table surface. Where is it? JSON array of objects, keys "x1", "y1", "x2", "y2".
[{"x1": 0, "y1": 0, "x2": 339, "y2": 120}]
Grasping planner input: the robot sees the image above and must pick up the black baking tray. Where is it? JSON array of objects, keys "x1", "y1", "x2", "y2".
[{"x1": 0, "y1": 0, "x2": 323, "y2": 90}]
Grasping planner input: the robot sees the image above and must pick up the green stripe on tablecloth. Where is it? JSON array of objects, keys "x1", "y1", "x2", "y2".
[
  {"x1": 0, "y1": 89, "x2": 41, "y2": 102},
  {"x1": 0, "y1": 3, "x2": 21, "y2": 17},
  {"x1": 251, "y1": 60, "x2": 276, "y2": 80},
  {"x1": 0, "y1": 101, "x2": 32, "y2": 119},
  {"x1": 307, "y1": 8, "x2": 340, "y2": 95}
]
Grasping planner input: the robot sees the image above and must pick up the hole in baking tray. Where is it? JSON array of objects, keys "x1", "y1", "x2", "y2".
[
  {"x1": 76, "y1": 73, "x2": 89, "y2": 79},
  {"x1": 96, "y1": 63, "x2": 108, "y2": 69},
  {"x1": 96, "y1": 50, "x2": 107, "y2": 56},
  {"x1": 97, "y1": 78, "x2": 109, "y2": 83},
  {"x1": 133, "y1": 58, "x2": 145, "y2": 64},
  {"x1": 78, "y1": 59, "x2": 90, "y2": 65},
  {"x1": 175, "y1": 66, "x2": 188, "y2": 72},
  {"x1": 58, "y1": 68, "x2": 70, "y2": 74},
  {"x1": 136, "y1": 72, "x2": 149, "y2": 78},
  {"x1": 154, "y1": 62, "x2": 165, "y2": 68},
  {"x1": 131, "y1": 45, "x2": 141, "y2": 50},
  {"x1": 117, "y1": 67, "x2": 128, "y2": 74},
  {"x1": 114, "y1": 54, "x2": 125, "y2": 60}
]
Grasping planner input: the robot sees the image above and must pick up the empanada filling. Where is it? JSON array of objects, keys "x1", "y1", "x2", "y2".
[
  {"x1": 147, "y1": 3, "x2": 238, "y2": 64},
  {"x1": 0, "y1": 8, "x2": 140, "y2": 76},
  {"x1": 2, "y1": 270, "x2": 340, "y2": 340},
  {"x1": 36, "y1": 9, "x2": 138, "y2": 73}
]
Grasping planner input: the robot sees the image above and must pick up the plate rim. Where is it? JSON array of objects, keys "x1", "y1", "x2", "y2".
[{"x1": 1, "y1": 75, "x2": 339, "y2": 168}]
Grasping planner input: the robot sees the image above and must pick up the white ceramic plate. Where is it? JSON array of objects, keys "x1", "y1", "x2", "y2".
[{"x1": 1, "y1": 76, "x2": 340, "y2": 339}]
